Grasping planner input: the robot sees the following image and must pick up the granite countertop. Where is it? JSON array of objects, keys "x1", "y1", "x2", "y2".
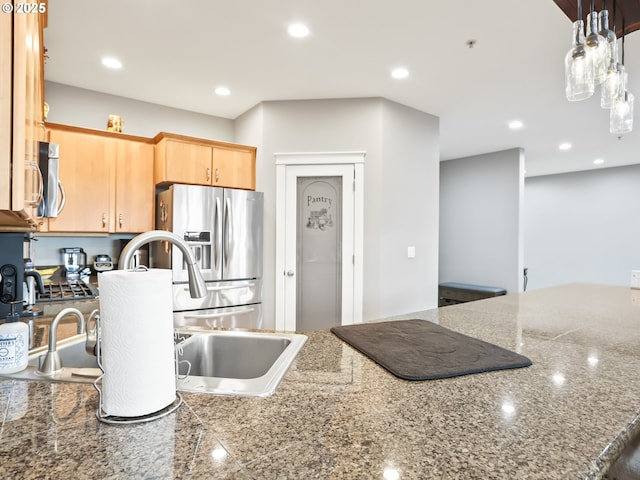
[{"x1": 1, "y1": 283, "x2": 639, "y2": 479}]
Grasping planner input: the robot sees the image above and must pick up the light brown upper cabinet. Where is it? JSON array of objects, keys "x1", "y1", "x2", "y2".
[
  {"x1": 0, "y1": 5, "x2": 47, "y2": 230},
  {"x1": 113, "y1": 138, "x2": 154, "y2": 233},
  {"x1": 154, "y1": 133, "x2": 256, "y2": 190},
  {"x1": 45, "y1": 124, "x2": 154, "y2": 233}
]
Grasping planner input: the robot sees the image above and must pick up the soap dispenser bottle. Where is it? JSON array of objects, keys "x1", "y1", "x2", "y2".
[{"x1": 0, "y1": 301, "x2": 29, "y2": 373}]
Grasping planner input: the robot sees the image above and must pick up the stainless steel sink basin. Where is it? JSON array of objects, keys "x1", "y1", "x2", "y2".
[
  {"x1": 0, "y1": 329, "x2": 308, "y2": 398},
  {"x1": 175, "y1": 329, "x2": 307, "y2": 397}
]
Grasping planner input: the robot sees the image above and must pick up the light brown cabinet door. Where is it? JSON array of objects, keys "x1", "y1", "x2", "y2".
[
  {"x1": 154, "y1": 135, "x2": 256, "y2": 190},
  {"x1": 47, "y1": 128, "x2": 113, "y2": 232},
  {"x1": 1, "y1": 8, "x2": 45, "y2": 227},
  {"x1": 0, "y1": 10, "x2": 13, "y2": 213},
  {"x1": 114, "y1": 140, "x2": 154, "y2": 233},
  {"x1": 155, "y1": 139, "x2": 212, "y2": 185},
  {"x1": 211, "y1": 147, "x2": 256, "y2": 190}
]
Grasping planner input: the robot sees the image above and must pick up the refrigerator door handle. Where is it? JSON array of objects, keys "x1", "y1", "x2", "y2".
[
  {"x1": 224, "y1": 196, "x2": 233, "y2": 272},
  {"x1": 214, "y1": 196, "x2": 222, "y2": 272},
  {"x1": 181, "y1": 281, "x2": 256, "y2": 293},
  {"x1": 183, "y1": 307, "x2": 255, "y2": 320}
]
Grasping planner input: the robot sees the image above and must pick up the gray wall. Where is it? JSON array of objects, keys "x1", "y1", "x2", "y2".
[
  {"x1": 31, "y1": 234, "x2": 136, "y2": 268},
  {"x1": 439, "y1": 149, "x2": 524, "y2": 294},
  {"x1": 379, "y1": 100, "x2": 440, "y2": 316},
  {"x1": 44, "y1": 81, "x2": 233, "y2": 140},
  {"x1": 236, "y1": 98, "x2": 440, "y2": 326},
  {"x1": 37, "y1": 82, "x2": 235, "y2": 265},
  {"x1": 38, "y1": 86, "x2": 442, "y2": 328},
  {"x1": 524, "y1": 164, "x2": 640, "y2": 289}
]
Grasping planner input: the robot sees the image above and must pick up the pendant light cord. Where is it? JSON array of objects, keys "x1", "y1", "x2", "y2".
[
  {"x1": 612, "y1": 0, "x2": 616, "y2": 31},
  {"x1": 578, "y1": 0, "x2": 582, "y2": 22},
  {"x1": 621, "y1": 17, "x2": 625, "y2": 65}
]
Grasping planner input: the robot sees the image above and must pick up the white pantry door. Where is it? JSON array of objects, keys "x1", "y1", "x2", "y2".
[{"x1": 275, "y1": 152, "x2": 364, "y2": 332}]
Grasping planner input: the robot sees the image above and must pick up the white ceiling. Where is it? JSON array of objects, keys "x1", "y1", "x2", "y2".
[{"x1": 44, "y1": 0, "x2": 639, "y2": 177}]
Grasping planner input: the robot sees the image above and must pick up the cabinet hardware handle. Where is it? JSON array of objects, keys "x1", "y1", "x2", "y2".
[
  {"x1": 119, "y1": 213, "x2": 123, "y2": 227},
  {"x1": 215, "y1": 168, "x2": 220, "y2": 182},
  {"x1": 102, "y1": 213, "x2": 107, "y2": 227},
  {"x1": 207, "y1": 168, "x2": 211, "y2": 182}
]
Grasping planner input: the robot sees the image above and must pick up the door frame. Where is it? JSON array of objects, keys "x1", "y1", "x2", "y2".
[{"x1": 275, "y1": 152, "x2": 365, "y2": 332}]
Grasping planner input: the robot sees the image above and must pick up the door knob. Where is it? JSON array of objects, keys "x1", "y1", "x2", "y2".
[{"x1": 286, "y1": 270, "x2": 295, "y2": 277}]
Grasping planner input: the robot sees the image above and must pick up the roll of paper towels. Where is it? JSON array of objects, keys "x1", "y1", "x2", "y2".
[{"x1": 98, "y1": 269, "x2": 176, "y2": 417}]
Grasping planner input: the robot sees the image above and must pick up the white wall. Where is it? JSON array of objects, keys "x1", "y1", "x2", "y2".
[
  {"x1": 439, "y1": 149, "x2": 524, "y2": 294},
  {"x1": 524, "y1": 164, "x2": 640, "y2": 289},
  {"x1": 236, "y1": 98, "x2": 440, "y2": 327}
]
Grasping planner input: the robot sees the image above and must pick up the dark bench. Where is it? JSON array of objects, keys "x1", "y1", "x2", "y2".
[{"x1": 438, "y1": 282, "x2": 507, "y2": 307}]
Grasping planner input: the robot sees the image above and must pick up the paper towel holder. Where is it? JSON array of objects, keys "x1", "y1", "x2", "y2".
[{"x1": 92, "y1": 314, "x2": 183, "y2": 425}]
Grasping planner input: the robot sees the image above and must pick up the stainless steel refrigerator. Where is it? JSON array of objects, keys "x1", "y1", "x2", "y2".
[{"x1": 154, "y1": 184, "x2": 264, "y2": 329}]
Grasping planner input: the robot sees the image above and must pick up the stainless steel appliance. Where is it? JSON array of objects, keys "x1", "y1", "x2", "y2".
[
  {"x1": 93, "y1": 254, "x2": 114, "y2": 272},
  {"x1": 37, "y1": 142, "x2": 66, "y2": 218},
  {"x1": 22, "y1": 232, "x2": 44, "y2": 317},
  {"x1": 118, "y1": 240, "x2": 148, "y2": 269},
  {"x1": 154, "y1": 184, "x2": 264, "y2": 330},
  {"x1": 61, "y1": 247, "x2": 87, "y2": 283},
  {"x1": 22, "y1": 258, "x2": 44, "y2": 316}
]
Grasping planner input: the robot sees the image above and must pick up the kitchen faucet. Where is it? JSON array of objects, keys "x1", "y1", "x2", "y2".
[
  {"x1": 37, "y1": 307, "x2": 85, "y2": 375},
  {"x1": 118, "y1": 230, "x2": 207, "y2": 298}
]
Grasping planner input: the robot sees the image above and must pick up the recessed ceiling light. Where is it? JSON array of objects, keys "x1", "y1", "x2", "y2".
[
  {"x1": 593, "y1": 158, "x2": 605, "y2": 165},
  {"x1": 214, "y1": 86, "x2": 231, "y2": 96},
  {"x1": 391, "y1": 67, "x2": 409, "y2": 79},
  {"x1": 558, "y1": 142, "x2": 572, "y2": 151},
  {"x1": 288, "y1": 23, "x2": 309, "y2": 38},
  {"x1": 508, "y1": 120, "x2": 524, "y2": 130},
  {"x1": 101, "y1": 57, "x2": 122, "y2": 69}
]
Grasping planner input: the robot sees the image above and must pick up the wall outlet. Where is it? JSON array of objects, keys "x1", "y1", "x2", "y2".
[{"x1": 631, "y1": 270, "x2": 640, "y2": 290}]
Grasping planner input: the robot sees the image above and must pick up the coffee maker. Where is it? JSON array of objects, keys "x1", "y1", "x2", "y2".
[
  {"x1": 23, "y1": 236, "x2": 44, "y2": 317},
  {"x1": 0, "y1": 233, "x2": 25, "y2": 319}
]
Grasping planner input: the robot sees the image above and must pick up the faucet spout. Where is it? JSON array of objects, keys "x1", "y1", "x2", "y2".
[
  {"x1": 119, "y1": 230, "x2": 207, "y2": 299},
  {"x1": 37, "y1": 307, "x2": 85, "y2": 375}
]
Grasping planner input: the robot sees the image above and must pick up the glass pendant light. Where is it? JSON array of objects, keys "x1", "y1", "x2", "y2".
[
  {"x1": 611, "y1": 91, "x2": 634, "y2": 133},
  {"x1": 602, "y1": 62, "x2": 624, "y2": 108},
  {"x1": 610, "y1": 25, "x2": 634, "y2": 134},
  {"x1": 565, "y1": 1, "x2": 594, "y2": 101},
  {"x1": 600, "y1": 1, "x2": 621, "y2": 108},
  {"x1": 585, "y1": 0, "x2": 608, "y2": 85}
]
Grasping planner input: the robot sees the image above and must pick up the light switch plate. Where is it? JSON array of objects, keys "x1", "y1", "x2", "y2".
[
  {"x1": 407, "y1": 246, "x2": 416, "y2": 258},
  {"x1": 631, "y1": 270, "x2": 640, "y2": 289}
]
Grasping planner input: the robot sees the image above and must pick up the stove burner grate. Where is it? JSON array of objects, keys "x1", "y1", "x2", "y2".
[{"x1": 38, "y1": 281, "x2": 98, "y2": 302}]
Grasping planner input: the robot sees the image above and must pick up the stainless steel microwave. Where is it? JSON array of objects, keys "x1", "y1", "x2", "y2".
[{"x1": 37, "y1": 141, "x2": 65, "y2": 218}]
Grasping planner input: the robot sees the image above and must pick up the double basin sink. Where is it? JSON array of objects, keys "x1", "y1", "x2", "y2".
[{"x1": 3, "y1": 329, "x2": 307, "y2": 397}]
